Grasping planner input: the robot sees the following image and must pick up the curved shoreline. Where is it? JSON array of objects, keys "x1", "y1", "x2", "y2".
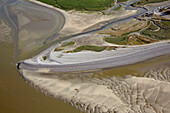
[
  {"x1": 0, "y1": 0, "x2": 66, "y2": 59},
  {"x1": 18, "y1": 41, "x2": 170, "y2": 72},
  {"x1": 15, "y1": 1, "x2": 170, "y2": 113},
  {"x1": 17, "y1": 0, "x2": 170, "y2": 73},
  {"x1": 20, "y1": 66, "x2": 170, "y2": 113}
]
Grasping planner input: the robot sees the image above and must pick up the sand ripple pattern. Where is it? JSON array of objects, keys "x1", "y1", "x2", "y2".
[{"x1": 20, "y1": 68, "x2": 170, "y2": 113}]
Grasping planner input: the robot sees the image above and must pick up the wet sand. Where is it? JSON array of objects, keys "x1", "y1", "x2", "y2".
[
  {"x1": 0, "y1": 20, "x2": 13, "y2": 42},
  {"x1": 0, "y1": 0, "x2": 65, "y2": 58},
  {"x1": 19, "y1": 55, "x2": 170, "y2": 113}
]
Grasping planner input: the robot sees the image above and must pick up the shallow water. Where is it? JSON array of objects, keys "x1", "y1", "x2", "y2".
[
  {"x1": 0, "y1": 32, "x2": 169, "y2": 113},
  {"x1": 0, "y1": 0, "x2": 169, "y2": 112},
  {"x1": 0, "y1": 0, "x2": 65, "y2": 59},
  {"x1": 0, "y1": 42, "x2": 81, "y2": 113},
  {"x1": 0, "y1": 0, "x2": 80, "y2": 112}
]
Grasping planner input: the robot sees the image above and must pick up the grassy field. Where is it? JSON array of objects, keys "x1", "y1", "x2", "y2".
[
  {"x1": 73, "y1": 45, "x2": 107, "y2": 52},
  {"x1": 105, "y1": 36, "x2": 128, "y2": 45},
  {"x1": 147, "y1": 22, "x2": 158, "y2": 31},
  {"x1": 142, "y1": 28, "x2": 170, "y2": 40},
  {"x1": 105, "y1": 34, "x2": 157, "y2": 45},
  {"x1": 117, "y1": 0, "x2": 128, "y2": 3},
  {"x1": 61, "y1": 41, "x2": 75, "y2": 47},
  {"x1": 38, "y1": 0, "x2": 58, "y2": 6},
  {"x1": 37, "y1": 0, "x2": 114, "y2": 11},
  {"x1": 132, "y1": 0, "x2": 168, "y2": 6},
  {"x1": 141, "y1": 21, "x2": 170, "y2": 40},
  {"x1": 154, "y1": 20, "x2": 170, "y2": 29}
]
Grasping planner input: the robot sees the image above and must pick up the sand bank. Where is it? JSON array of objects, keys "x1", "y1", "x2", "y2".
[
  {"x1": 19, "y1": 40, "x2": 170, "y2": 72},
  {"x1": 20, "y1": 67, "x2": 170, "y2": 113}
]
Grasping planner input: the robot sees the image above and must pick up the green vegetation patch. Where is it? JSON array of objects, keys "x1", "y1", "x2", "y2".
[
  {"x1": 105, "y1": 34, "x2": 157, "y2": 45},
  {"x1": 154, "y1": 20, "x2": 170, "y2": 29},
  {"x1": 37, "y1": 0, "x2": 114, "y2": 11},
  {"x1": 147, "y1": 22, "x2": 158, "y2": 31},
  {"x1": 132, "y1": 0, "x2": 168, "y2": 6},
  {"x1": 42, "y1": 56, "x2": 47, "y2": 60},
  {"x1": 105, "y1": 36, "x2": 128, "y2": 45},
  {"x1": 128, "y1": 34, "x2": 157, "y2": 45},
  {"x1": 106, "y1": 46, "x2": 118, "y2": 51},
  {"x1": 141, "y1": 21, "x2": 170, "y2": 40},
  {"x1": 73, "y1": 45, "x2": 107, "y2": 52},
  {"x1": 38, "y1": 0, "x2": 57, "y2": 6},
  {"x1": 142, "y1": 28, "x2": 170, "y2": 40},
  {"x1": 54, "y1": 48, "x2": 63, "y2": 51},
  {"x1": 117, "y1": 0, "x2": 128, "y2": 3},
  {"x1": 61, "y1": 41, "x2": 75, "y2": 47}
]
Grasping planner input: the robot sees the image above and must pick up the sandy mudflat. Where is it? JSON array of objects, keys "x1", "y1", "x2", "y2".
[
  {"x1": 20, "y1": 67, "x2": 170, "y2": 113},
  {"x1": 28, "y1": 0, "x2": 137, "y2": 36},
  {"x1": 0, "y1": 20, "x2": 13, "y2": 43},
  {"x1": 17, "y1": 1, "x2": 170, "y2": 113},
  {"x1": 4, "y1": 0, "x2": 65, "y2": 54}
]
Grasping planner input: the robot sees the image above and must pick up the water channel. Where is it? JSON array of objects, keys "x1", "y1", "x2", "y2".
[{"x1": 0, "y1": 0, "x2": 169, "y2": 113}]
